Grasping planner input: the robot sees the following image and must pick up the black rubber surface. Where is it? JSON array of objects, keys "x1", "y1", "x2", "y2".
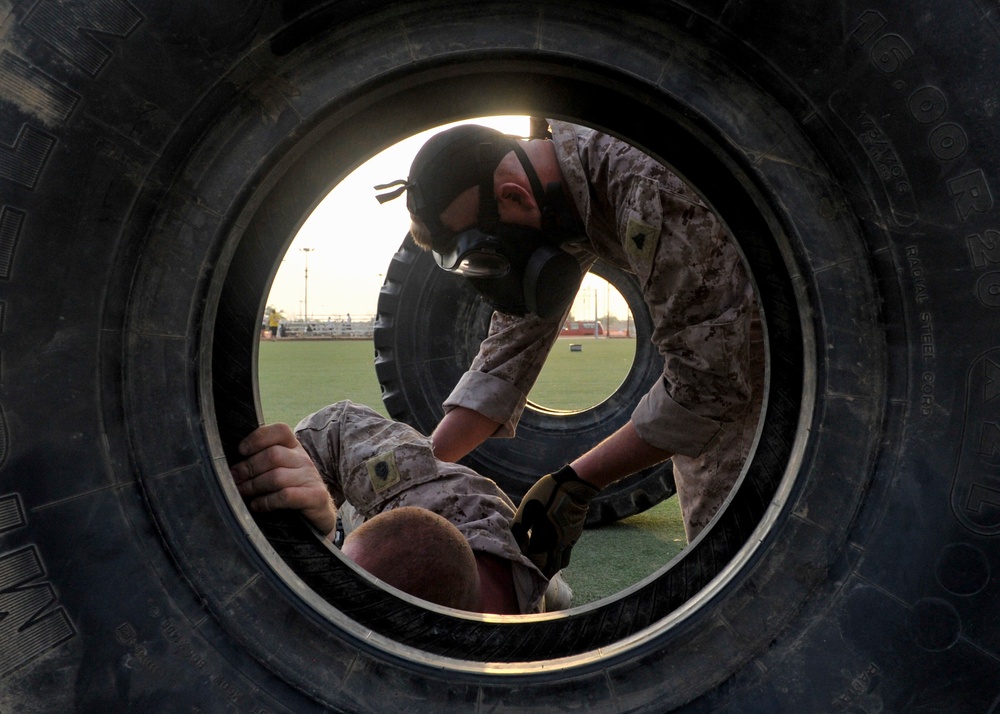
[
  {"x1": 375, "y1": 238, "x2": 677, "y2": 526},
  {"x1": 1, "y1": 1, "x2": 999, "y2": 712}
]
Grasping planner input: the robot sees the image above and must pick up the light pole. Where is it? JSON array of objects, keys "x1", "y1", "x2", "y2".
[
  {"x1": 299, "y1": 247, "x2": 314, "y2": 322},
  {"x1": 606, "y1": 279, "x2": 611, "y2": 337},
  {"x1": 593, "y1": 287, "x2": 599, "y2": 338}
]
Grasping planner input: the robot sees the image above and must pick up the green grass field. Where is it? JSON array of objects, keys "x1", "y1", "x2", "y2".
[
  {"x1": 258, "y1": 339, "x2": 386, "y2": 427},
  {"x1": 258, "y1": 337, "x2": 686, "y2": 606}
]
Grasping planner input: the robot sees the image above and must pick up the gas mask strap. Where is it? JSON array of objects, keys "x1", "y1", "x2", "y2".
[
  {"x1": 510, "y1": 142, "x2": 546, "y2": 204},
  {"x1": 477, "y1": 141, "x2": 502, "y2": 232},
  {"x1": 510, "y1": 142, "x2": 581, "y2": 240}
]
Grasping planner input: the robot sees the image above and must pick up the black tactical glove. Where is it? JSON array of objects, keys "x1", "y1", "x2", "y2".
[{"x1": 511, "y1": 465, "x2": 599, "y2": 578}]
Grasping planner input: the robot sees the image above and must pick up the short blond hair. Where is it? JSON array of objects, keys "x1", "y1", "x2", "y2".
[
  {"x1": 409, "y1": 216, "x2": 433, "y2": 250},
  {"x1": 342, "y1": 506, "x2": 481, "y2": 611}
]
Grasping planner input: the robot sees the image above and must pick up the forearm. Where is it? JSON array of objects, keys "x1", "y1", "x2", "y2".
[
  {"x1": 431, "y1": 407, "x2": 501, "y2": 462},
  {"x1": 570, "y1": 421, "x2": 673, "y2": 490}
]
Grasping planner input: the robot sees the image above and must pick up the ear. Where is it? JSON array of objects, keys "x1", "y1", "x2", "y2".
[{"x1": 496, "y1": 181, "x2": 536, "y2": 212}]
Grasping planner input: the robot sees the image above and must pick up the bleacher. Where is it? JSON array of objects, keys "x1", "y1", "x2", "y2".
[{"x1": 273, "y1": 315, "x2": 375, "y2": 339}]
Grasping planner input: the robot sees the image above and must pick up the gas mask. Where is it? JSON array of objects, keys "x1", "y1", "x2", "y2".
[
  {"x1": 430, "y1": 198, "x2": 583, "y2": 319},
  {"x1": 376, "y1": 125, "x2": 584, "y2": 319}
]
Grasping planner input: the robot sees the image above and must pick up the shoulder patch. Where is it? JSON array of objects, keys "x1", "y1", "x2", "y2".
[
  {"x1": 626, "y1": 216, "x2": 659, "y2": 267},
  {"x1": 365, "y1": 450, "x2": 401, "y2": 493}
]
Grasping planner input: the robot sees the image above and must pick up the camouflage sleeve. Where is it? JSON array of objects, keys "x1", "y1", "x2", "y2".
[
  {"x1": 442, "y1": 308, "x2": 567, "y2": 438},
  {"x1": 629, "y1": 182, "x2": 757, "y2": 457},
  {"x1": 632, "y1": 375, "x2": 722, "y2": 456},
  {"x1": 294, "y1": 401, "x2": 442, "y2": 518},
  {"x1": 293, "y1": 403, "x2": 349, "y2": 507},
  {"x1": 553, "y1": 121, "x2": 757, "y2": 458}
]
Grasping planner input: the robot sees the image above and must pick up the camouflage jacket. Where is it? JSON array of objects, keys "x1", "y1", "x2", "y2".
[
  {"x1": 443, "y1": 121, "x2": 757, "y2": 457},
  {"x1": 294, "y1": 401, "x2": 550, "y2": 613}
]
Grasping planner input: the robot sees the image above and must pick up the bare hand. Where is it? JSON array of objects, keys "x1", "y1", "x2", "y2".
[{"x1": 230, "y1": 423, "x2": 337, "y2": 537}]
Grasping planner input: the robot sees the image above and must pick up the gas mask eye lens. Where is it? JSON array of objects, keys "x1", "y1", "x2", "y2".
[
  {"x1": 455, "y1": 252, "x2": 510, "y2": 278},
  {"x1": 432, "y1": 228, "x2": 511, "y2": 277}
]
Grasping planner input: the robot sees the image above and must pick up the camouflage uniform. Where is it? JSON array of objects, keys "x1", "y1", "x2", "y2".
[
  {"x1": 294, "y1": 401, "x2": 551, "y2": 612},
  {"x1": 444, "y1": 121, "x2": 765, "y2": 541}
]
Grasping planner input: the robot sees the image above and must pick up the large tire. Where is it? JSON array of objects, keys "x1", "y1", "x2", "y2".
[
  {"x1": 374, "y1": 237, "x2": 676, "y2": 526},
  {"x1": 2, "y1": 2, "x2": 998, "y2": 711}
]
